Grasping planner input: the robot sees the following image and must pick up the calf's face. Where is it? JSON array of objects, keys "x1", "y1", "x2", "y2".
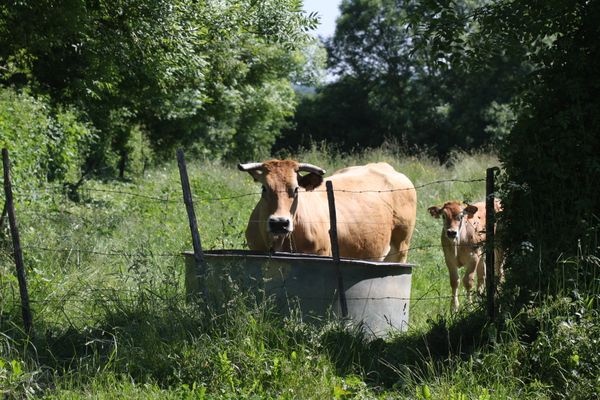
[
  {"x1": 239, "y1": 160, "x2": 325, "y2": 239},
  {"x1": 428, "y1": 202, "x2": 478, "y2": 240}
]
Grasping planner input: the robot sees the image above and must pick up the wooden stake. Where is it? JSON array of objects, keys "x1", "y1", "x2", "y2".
[
  {"x1": 176, "y1": 149, "x2": 206, "y2": 290},
  {"x1": 2, "y1": 148, "x2": 33, "y2": 333},
  {"x1": 326, "y1": 181, "x2": 348, "y2": 318},
  {"x1": 485, "y1": 167, "x2": 498, "y2": 323},
  {"x1": 0, "y1": 200, "x2": 7, "y2": 231}
]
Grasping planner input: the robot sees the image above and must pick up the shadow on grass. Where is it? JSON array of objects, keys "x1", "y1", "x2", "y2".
[
  {"x1": 4, "y1": 293, "x2": 493, "y2": 392},
  {"x1": 318, "y1": 305, "x2": 491, "y2": 387}
]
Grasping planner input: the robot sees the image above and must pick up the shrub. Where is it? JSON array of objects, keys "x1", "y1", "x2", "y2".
[
  {"x1": 498, "y1": 1, "x2": 600, "y2": 303},
  {"x1": 0, "y1": 86, "x2": 94, "y2": 186}
]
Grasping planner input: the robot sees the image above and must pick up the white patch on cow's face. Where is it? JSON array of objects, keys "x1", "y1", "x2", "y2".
[
  {"x1": 241, "y1": 159, "x2": 324, "y2": 251},
  {"x1": 257, "y1": 161, "x2": 303, "y2": 241},
  {"x1": 264, "y1": 184, "x2": 299, "y2": 238},
  {"x1": 439, "y1": 203, "x2": 465, "y2": 241}
]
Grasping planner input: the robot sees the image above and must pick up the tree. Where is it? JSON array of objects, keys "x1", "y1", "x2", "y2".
[
  {"x1": 411, "y1": 0, "x2": 600, "y2": 303},
  {"x1": 279, "y1": 0, "x2": 522, "y2": 156},
  {"x1": 0, "y1": 0, "x2": 317, "y2": 176},
  {"x1": 0, "y1": 87, "x2": 94, "y2": 186},
  {"x1": 491, "y1": 0, "x2": 600, "y2": 302}
]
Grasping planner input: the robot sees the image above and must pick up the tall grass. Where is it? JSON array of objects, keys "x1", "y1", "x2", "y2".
[{"x1": 1, "y1": 147, "x2": 596, "y2": 398}]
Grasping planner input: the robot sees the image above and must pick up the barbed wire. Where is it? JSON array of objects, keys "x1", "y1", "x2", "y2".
[
  {"x1": 78, "y1": 187, "x2": 177, "y2": 203},
  {"x1": 16, "y1": 205, "x2": 179, "y2": 224},
  {"x1": 310, "y1": 178, "x2": 486, "y2": 194},
  {"x1": 8, "y1": 184, "x2": 179, "y2": 203},
  {"x1": 4, "y1": 291, "x2": 467, "y2": 307},
  {"x1": 246, "y1": 219, "x2": 486, "y2": 232},
  {"x1": 0, "y1": 173, "x2": 493, "y2": 318},
  {"x1": 21, "y1": 245, "x2": 181, "y2": 258},
  {"x1": 11, "y1": 241, "x2": 490, "y2": 262},
  {"x1": 188, "y1": 177, "x2": 486, "y2": 201},
  {"x1": 4, "y1": 177, "x2": 487, "y2": 205}
]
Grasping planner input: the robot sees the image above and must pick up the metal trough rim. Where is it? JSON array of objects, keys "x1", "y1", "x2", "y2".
[{"x1": 182, "y1": 249, "x2": 415, "y2": 269}]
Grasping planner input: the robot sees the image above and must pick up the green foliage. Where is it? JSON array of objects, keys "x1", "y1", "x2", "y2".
[
  {"x1": 0, "y1": 357, "x2": 39, "y2": 397},
  {"x1": 280, "y1": 0, "x2": 522, "y2": 157},
  {"x1": 401, "y1": 0, "x2": 600, "y2": 304},
  {"x1": 519, "y1": 296, "x2": 600, "y2": 399},
  {"x1": 497, "y1": 1, "x2": 600, "y2": 303},
  {"x1": 1, "y1": 149, "x2": 598, "y2": 398},
  {"x1": 0, "y1": 148, "x2": 500, "y2": 398},
  {"x1": 0, "y1": 86, "x2": 94, "y2": 186},
  {"x1": 0, "y1": 0, "x2": 318, "y2": 175}
]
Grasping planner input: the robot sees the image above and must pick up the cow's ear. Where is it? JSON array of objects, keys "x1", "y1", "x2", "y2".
[
  {"x1": 464, "y1": 205, "x2": 478, "y2": 216},
  {"x1": 428, "y1": 206, "x2": 442, "y2": 218},
  {"x1": 298, "y1": 173, "x2": 323, "y2": 191},
  {"x1": 247, "y1": 170, "x2": 264, "y2": 182},
  {"x1": 238, "y1": 163, "x2": 264, "y2": 182}
]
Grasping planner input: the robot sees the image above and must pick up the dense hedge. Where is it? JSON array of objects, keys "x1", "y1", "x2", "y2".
[
  {"x1": 0, "y1": 87, "x2": 93, "y2": 186},
  {"x1": 498, "y1": 1, "x2": 600, "y2": 303}
]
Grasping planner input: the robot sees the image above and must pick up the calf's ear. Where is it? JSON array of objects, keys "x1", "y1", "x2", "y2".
[
  {"x1": 298, "y1": 173, "x2": 323, "y2": 191},
  {"x1": 428, "y1": 206, "x2": 442, "y2": 218},
  {"x1": 464, "y1": 204, "x2": 479, "y2": 216}
]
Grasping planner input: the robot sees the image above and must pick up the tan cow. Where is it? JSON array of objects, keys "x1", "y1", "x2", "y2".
[
  {"x1": 238, "y1": 160, "x2": 417, "y2": 262},
  {"x1": 428, "y1": 200, "x2": 503, "y2": 311}
]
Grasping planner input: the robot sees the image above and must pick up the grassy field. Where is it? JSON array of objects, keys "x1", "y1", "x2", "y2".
[{"x1": 1, "y1": 147, "x2": 596, "y2": 399}]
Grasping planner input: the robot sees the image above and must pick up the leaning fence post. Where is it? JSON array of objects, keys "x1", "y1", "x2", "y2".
[
  {"x1": 0, "y1": 200, "x2": 7, "y2": 233},
  {"x1": 177, "y1": 149, "x2": 206, "y2": 296},
  {"x1": 485, "y1": 167, "x2": 498, "y2": 323},
  {"x1": 326, "y1": 181, "x2": 348, "y2": 318},
  {"x1": 2, "y1": 148, "x2": 33, "y2": 334}
]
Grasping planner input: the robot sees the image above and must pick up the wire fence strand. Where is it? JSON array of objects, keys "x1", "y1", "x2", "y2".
[
  {"x1": 7, "y1": 177, "x2": 485, "y2": 203},
  {"x1": 21, "y1": 245, "x2": 181, "y2": 258},
  {"x1": 0, "y1": 173, "x2": 492, "y2": 314}
]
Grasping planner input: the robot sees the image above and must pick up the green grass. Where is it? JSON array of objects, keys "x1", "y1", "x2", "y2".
[{"x1": 1, "y1": 147, "x2": 597, "y2": 399}]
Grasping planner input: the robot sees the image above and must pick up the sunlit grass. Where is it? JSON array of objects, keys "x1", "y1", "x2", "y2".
[{"x1": 5, "y1": 147, "x2": 586, "y2": 399}]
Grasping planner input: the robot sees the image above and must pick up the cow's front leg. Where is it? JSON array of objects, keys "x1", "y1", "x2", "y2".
[
  {"x1": 444, "y1": 253, "x2": 460, "y2": 312},
  {"x1": 462, "y1": 257, "x2": 478, "y2": 305},
  {"x1": 475, "y1": 254, "x2": 486, "y2": 295}
]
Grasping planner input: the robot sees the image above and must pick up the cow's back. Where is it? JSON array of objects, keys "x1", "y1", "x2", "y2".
[{"x1": 299, "y1": 162, "x2": 417, "y2": 260}]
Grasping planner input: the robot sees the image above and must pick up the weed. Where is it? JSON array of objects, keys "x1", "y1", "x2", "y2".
[{"x1": 2, "y1": 149, "x2": 595, "y2": 398}]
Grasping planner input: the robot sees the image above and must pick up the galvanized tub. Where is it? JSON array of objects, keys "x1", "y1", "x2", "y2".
[{"x1": 184, "y1": 250, "x2": 413, "y2": 337}]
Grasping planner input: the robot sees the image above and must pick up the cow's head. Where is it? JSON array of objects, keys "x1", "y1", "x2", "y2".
[
  {"x1": 238, "y1": 159, "x2": 325, "y2": 241},
  {"x1": 428, "y1": 201, "x2": 478, "y2": 240}
]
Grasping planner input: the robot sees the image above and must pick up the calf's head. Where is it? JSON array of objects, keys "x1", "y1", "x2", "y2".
[
  {"x1": 428, "y1": 202, "x2": 478, "y2": 240},
  {"x1": 239, "y1": 159, "x2": 325, "y2": 240}
]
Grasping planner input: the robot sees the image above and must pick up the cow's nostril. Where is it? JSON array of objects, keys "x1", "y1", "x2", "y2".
[
  {"x1": 268, "y1": 217, "x2": 291, "y2": 234},
  {"x1": 446, "y1": 230, "x2": 457, "y2": 239}
]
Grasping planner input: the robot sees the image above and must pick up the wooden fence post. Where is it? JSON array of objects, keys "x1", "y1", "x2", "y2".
[
  {"x1": 0, "y1": 201, "x2": 7, "y2": 231},
  {"x1": 326, "y1": 181, "x2": 348, "y2": 318},
  {"x1": 176, "y1": 149, "x2": 206, "y2": 294},
  {"x1": 485, "y1": 167, "x2": 498, "y2": 323},
  {"x1": 2, "y1": 148, "x2": 33, "y2": 334}
]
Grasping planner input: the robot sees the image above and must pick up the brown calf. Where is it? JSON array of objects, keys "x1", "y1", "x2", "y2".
[{"x1": 428, "y1": 200, "x2": 503, "y2": 311}]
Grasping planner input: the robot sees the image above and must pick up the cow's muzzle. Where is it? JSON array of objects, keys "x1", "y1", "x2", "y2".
[
  {"x1": 268, "y1": 216, "x2": 292, "y2": 235},
  {"x1": 446, "y1": 229, "x2": 458, "y2": 239}
]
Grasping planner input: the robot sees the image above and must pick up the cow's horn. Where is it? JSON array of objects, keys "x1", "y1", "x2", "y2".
[
  {"x1": 238, "y1": 162, "x2": 264, "y2": 171},
  {"x1": 297, "y1": 163, "x2": 326, "y2": 175}
]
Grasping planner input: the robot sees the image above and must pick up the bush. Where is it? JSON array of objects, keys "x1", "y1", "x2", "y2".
[
  {"x1": 520, "y1": 296, "x2": 600, "y2": 399},
  {"x1": 498, "y1": 1, "x2": 600, "y2": 303},
  {"x1": 0, "y1": 86, "x2": 94, "y2": 186}
]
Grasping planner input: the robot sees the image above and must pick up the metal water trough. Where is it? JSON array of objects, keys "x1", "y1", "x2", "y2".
[{"x1": 184, "y1": 250, "x2": 413, "y2": 337}]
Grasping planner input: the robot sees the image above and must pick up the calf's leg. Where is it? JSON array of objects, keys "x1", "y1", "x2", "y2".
[
  {"x1": 462, "y1": 256, "x2": 479, "y2": 305},
  {"x1": 444, "y1": 253, "x2": 460, "y2": 312}
]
